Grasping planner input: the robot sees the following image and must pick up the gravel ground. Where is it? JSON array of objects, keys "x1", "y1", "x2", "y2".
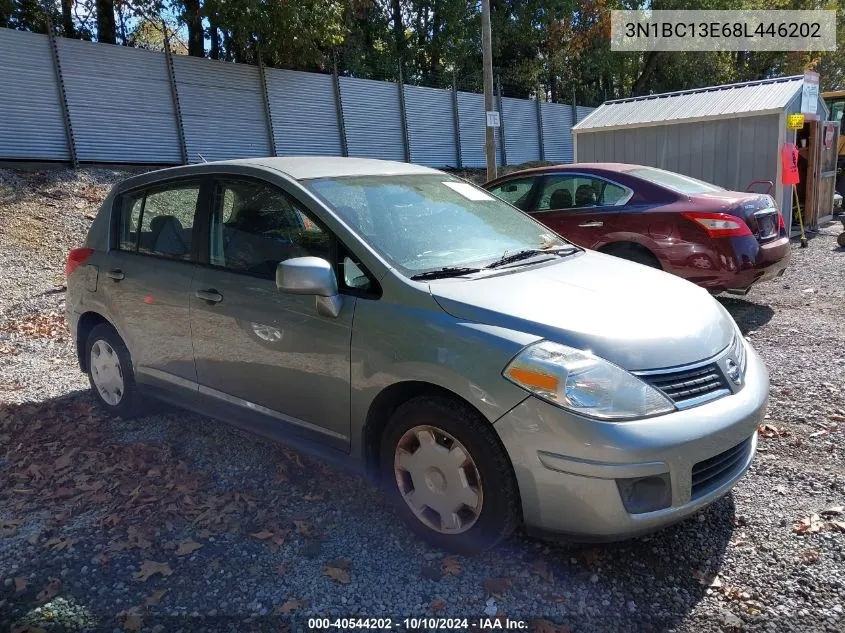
[{"x1": 0, "y1": 167, "x2": 843, "y2": 633}]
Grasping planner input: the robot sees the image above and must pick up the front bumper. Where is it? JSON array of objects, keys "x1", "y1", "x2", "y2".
[{"x1": 494, "y1": 344, "x2": 768, "y2": 539}]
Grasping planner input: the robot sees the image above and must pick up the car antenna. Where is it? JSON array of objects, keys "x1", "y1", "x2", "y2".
[{"x1": 197, "y1": 153, "x2": 207, "y2": 163}]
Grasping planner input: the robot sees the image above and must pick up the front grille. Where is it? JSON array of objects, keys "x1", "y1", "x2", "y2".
[
  {"x1": 640, "y1": 363, "x2": 728, "y2": 405},
  {"x1": 691, "y1": 438, "x2": 752, "y2": 498}
]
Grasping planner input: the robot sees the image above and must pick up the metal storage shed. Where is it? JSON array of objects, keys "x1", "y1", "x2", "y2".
[{"x1": 572, "y1": 76, "x2": 832, "y2": 231}]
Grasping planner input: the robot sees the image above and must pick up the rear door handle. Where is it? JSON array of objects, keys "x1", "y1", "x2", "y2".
[
  {"x1": 578, "y1": 221, "x2": 604, "y2": 228},
  {"x1": 107, "y1": 269, "x2": 125, "y2": 281},
  {"x1": 195, "y1": 289, "x2": 223, "y2": 303}
]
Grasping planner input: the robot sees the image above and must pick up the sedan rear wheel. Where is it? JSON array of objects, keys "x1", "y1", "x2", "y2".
[{"x1": 381, "y1": 395, "x2": 520, "y2": 554}]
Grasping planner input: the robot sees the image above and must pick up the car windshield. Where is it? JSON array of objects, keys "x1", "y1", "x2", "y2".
[
  {"x1": 623, "y1": 166, "x2": 724, "y2": 194},
  {"x1": 305, "y1": 174, "x2": 568, "y2": 276}
]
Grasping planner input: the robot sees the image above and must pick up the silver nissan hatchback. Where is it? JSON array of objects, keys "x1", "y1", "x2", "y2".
[{"x1": 66, "y1": 158, "x2": 767, "y2": 553}]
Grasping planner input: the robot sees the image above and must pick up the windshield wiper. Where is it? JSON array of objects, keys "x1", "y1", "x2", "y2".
[
  {"x1": 484, "y1": 246, "x2": 578, "y2": 269},
  {"x1": 410, "y1": 266, "x2": 482, "y2": 280}
]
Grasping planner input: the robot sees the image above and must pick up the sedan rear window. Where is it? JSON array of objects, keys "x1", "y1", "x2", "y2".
[
  {"x1": 623, "y1": 167, "x2": 723, "y2": 195},
  {"x1": 305, "y1": 175, "x2": 567, "y2": 276}
]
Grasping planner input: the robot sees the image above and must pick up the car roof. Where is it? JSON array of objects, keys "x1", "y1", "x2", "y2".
[
  {"x1": 143, "y1": 157, "x2": 439, "y2": 182},
  {"x1": 486, "y1": 162, "x2": 648, "y2": 185}
]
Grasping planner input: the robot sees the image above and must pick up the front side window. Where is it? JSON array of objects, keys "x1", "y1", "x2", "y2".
[
  {"x1": 116, "y1": 183, "x2": 199, "y2": 260},
  {"x1": 487, "y1": 177, "x2": 536, "y2": 210},
  {"x1": 536, "y1": 174, "x2": 631, "y2": 211},
  {"x1": 305, "y1": 175, "x2": 568, "y2": 276},
  {"x1": 209, "y1": 179, "x2": 330, "y2": 279}
]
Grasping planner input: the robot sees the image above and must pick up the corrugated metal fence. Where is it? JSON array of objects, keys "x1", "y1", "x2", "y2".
[{"x1": 0, "y1": 27, "x2": 592, "y2": 168}]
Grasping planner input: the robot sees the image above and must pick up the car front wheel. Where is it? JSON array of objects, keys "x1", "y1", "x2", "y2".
[{"x1": 380, "y1": 395, "x2": 520, "y2": 554}]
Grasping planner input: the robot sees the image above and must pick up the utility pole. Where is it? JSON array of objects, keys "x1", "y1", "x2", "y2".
[{"x1": 481, "y1": 0, "x2": 497, "y2": 181}]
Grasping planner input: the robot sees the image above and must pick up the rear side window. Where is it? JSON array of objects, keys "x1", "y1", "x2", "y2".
[{"x1": 116, "y1": 183, "x2": 200, "y2": 260}]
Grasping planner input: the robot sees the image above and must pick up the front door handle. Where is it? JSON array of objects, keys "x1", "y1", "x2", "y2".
[
  {"x1": 107, "y1": 269, "x2": 125, "y2": 281},
  {"x1": 578, "y1": 221, "x2": 604, "y2": 228},
  {"x1": 195, "y1": 289, "x2": 223, "y2": 303}
]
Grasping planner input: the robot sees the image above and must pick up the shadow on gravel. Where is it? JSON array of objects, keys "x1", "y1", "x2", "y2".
[
  {"x1": 718, "y1": 296, "x2": 775, "y2": 335},
  {"x1": 1, "y1": 389, "x2": 737, "y2": 632}
]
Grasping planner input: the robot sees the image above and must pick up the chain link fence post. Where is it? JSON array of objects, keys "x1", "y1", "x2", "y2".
[
  {"x1": 451, "y1": 73, "x2": 462, "y2": 169},
  {"x1": 163, "y1": 23, "x2": 188, "y2": 164},
  {"x1": 45, "y1": 16, "x2": 77, "y2": 167},
  {"x1": 397, "y1": 64, "x2": 411, "y2": 163},
  {"x1": 332, "y1": 51, "x2": 349, "y2": 157},
  {"x1": 257, "y1": 46, "x2": 277, "y2": 157}
]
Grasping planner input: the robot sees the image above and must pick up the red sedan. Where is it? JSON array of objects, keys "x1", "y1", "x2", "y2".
[{"x1": 485, "y1": 163, "x2": 791, "y2": 295}]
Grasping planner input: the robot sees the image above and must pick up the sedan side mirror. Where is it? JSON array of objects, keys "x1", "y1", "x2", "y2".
[{"x1": 276, "y1": 257, "x2": 343, "y2": 318}]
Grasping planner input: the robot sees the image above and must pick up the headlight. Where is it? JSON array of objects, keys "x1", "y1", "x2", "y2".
[
  {"x1": 503, "y1": 341, "x2": 675, "y2": 420},
  {"x1": 732, "y1": 331, "x2": 747, "y2": 376}
]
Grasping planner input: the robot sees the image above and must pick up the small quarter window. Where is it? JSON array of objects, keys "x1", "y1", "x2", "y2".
[
  {"x1": 487, "y1": 177, "x2": 536, "y2": 210},
  {"x1": 138, "y1": 186, "x2": 199, "y2": 260},
  {"x1": 117, "y1": 192, "x2": 144, "y2": 251}
]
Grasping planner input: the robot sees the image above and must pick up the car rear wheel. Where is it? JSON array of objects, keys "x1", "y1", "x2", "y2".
[
  {"x1": 605, "y1": 244, "x2": 661, "y2": 269},
  {"x1": 380, "y1": 395, "x2": 520, "y2": 554},
  {"x1": 85, "y1": 323, "x2": 143, "y2": 418}
]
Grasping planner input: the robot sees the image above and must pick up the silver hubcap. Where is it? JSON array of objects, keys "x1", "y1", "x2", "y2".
[
  {"x1": 394, "y1": 426, "x2": 483, "y2": 534},
  {"x1": 90, "y1": 340, "x2": 124, "y2": 406}
]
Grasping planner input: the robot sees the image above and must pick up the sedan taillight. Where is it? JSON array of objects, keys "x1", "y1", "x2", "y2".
[
  {"x1": 682, "y1": 212, "x2": 752, "y2": 238},
  {"x1": 66, "y1": 248, "x2": 95, "y2": 278}
]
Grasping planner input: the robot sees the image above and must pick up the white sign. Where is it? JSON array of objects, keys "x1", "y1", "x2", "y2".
[
  {"x1": 801, "y1": 70, "x2": 819, "y2": 117},
  {"x1": 486, "y1": 111, "x2": 501, "y2": 128}
]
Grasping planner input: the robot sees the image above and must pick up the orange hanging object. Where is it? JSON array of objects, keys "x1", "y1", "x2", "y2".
[{"x1": 781, "y1": 142, "x2": 800, "y2": 185}]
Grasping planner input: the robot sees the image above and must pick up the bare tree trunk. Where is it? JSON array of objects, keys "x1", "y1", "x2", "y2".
[
  {"x1": 631, "y1": 51, "x2": 660, "y2": 96},
  {"x1": 184, "y1": 0, "x2": 204, "y2": 57},
  {"x1": 61, "y1": 0, "x2": 75, "y2": 37},
  {"x1": 209, "y1": 14, "x2": 221, "y2": 60},
  {"x1": 391, "y1": 0, "x2": 404, "y2": 66},
  {"x1": 95, "y1": 0, "x2": 116, "y2": 44}
]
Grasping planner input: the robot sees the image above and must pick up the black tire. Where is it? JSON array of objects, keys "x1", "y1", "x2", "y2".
[
  {"x1": 379, "y1": 395, "x2": 520, "y2": 554},
  {"x1": 606, "y1": 244, "x2": 661, "y2": 269},
  {"x1": 838, "y1": 232, "x2": 845, "y2": 248},
  {"x1": 85, "y1": 323, "x2": 144, "y2": 418}
]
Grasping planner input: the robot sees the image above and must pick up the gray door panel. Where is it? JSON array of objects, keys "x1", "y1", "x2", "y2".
[
  {"x1": 189, "y1": 267, "x2": 355, "y2": 446},
  {"x1": 100, "y1": 251, "x2": 198, "y2": 395}
]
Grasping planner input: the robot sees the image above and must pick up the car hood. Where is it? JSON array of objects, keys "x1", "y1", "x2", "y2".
[{"x1": 430, "y1": 251, "x2": 735, "y2": 371}]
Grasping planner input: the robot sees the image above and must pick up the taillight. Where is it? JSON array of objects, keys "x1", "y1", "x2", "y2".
[
  {"x1": 682, "y1": 212, "x2": 752, "y2": 238},
  {"x1": 66, "y1": 248, "x2": 95, "y2": 278}
]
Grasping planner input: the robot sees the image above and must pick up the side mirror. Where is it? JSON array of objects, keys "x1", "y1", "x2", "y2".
[{"x1": 276, "y1": 257, "x2": 343, "y2": 318}]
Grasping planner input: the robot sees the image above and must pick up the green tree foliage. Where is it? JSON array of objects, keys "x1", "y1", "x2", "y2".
[{"x1": 9, "y1": 0, "x2": 845, "y2": 103}]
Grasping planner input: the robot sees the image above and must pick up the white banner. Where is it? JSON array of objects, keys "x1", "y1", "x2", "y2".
[{"x1": 611, "y1": 10, "x2": 837, "y2": 52}]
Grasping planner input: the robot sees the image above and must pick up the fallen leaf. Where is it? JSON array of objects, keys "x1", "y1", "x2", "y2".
[
  {"x1": 36, "y1": 578, "x2": 60, "y2": 602},
  {"x1": 794, "y1": 513, "x2": 824, "y2": 534},
  {"x1": 293, "y1": 520, "x2": 314, "y2": 538},
  {"x1": 133, "y1": 560, "x2": 173, "y2": 582},
  {"x1": 532, "y1": 619, "x2": 569, "y2": 633},
  {"x1": 250, "y1": 530, "x2": 274, "y2": 541},
  {"x1": 440, "y1": 555, "x2": 462, "y2": 576},
  {"x1": 0, "y1": 519, "x2": 22, "y2": 537},
  {"x1": 820, "y1": 506, "x2": 844, "y2": 517},
  {"x1": 278, "y1": 599, "x2": 304, "y2": 614},
  {"x1": 175, "y1": 540, "x2": 202, "y2": 556},
  {"x1": 303, "y1": 493, "x2": 324, "y2": 501},
  {"x1": 323, "y1": 559, "x2": 351, "y2": 584},
  {"x1": 145, "y1": 588, "x2": 168, "y2": 606},
  {"x1": 829, "y1": 520, "x2": 845, "y2": 533},
  {"x1": 14, "y1": 577, "x2": 27, "y2": 592},
  {"x1": 531, "y1": 559, "x2": 554, "y2": 583},
  {"x1": 43, "y1": 537, "x2": 74, "y2": 551},
  {"x1": 276, "y1": 563, "x2": 291, "y2": 575},
  {"x1": 431, "y1": 599, "x2": 445, "y2": 613},
  {"x1": 801, "y1": 549, "x2": 820, "y2": 564},
  {"x1": 757, "y1": 423, "x2": 789, "y2": 438},
  {"x1": 483, "y1": 578, "x2": 511, "y2": 598},
  {"x1": 692, "y1": 569, "x2": 722, "y2": 587},
  {"x1": 123, "y1": 614, "x2": 143, "y2": 632}
]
